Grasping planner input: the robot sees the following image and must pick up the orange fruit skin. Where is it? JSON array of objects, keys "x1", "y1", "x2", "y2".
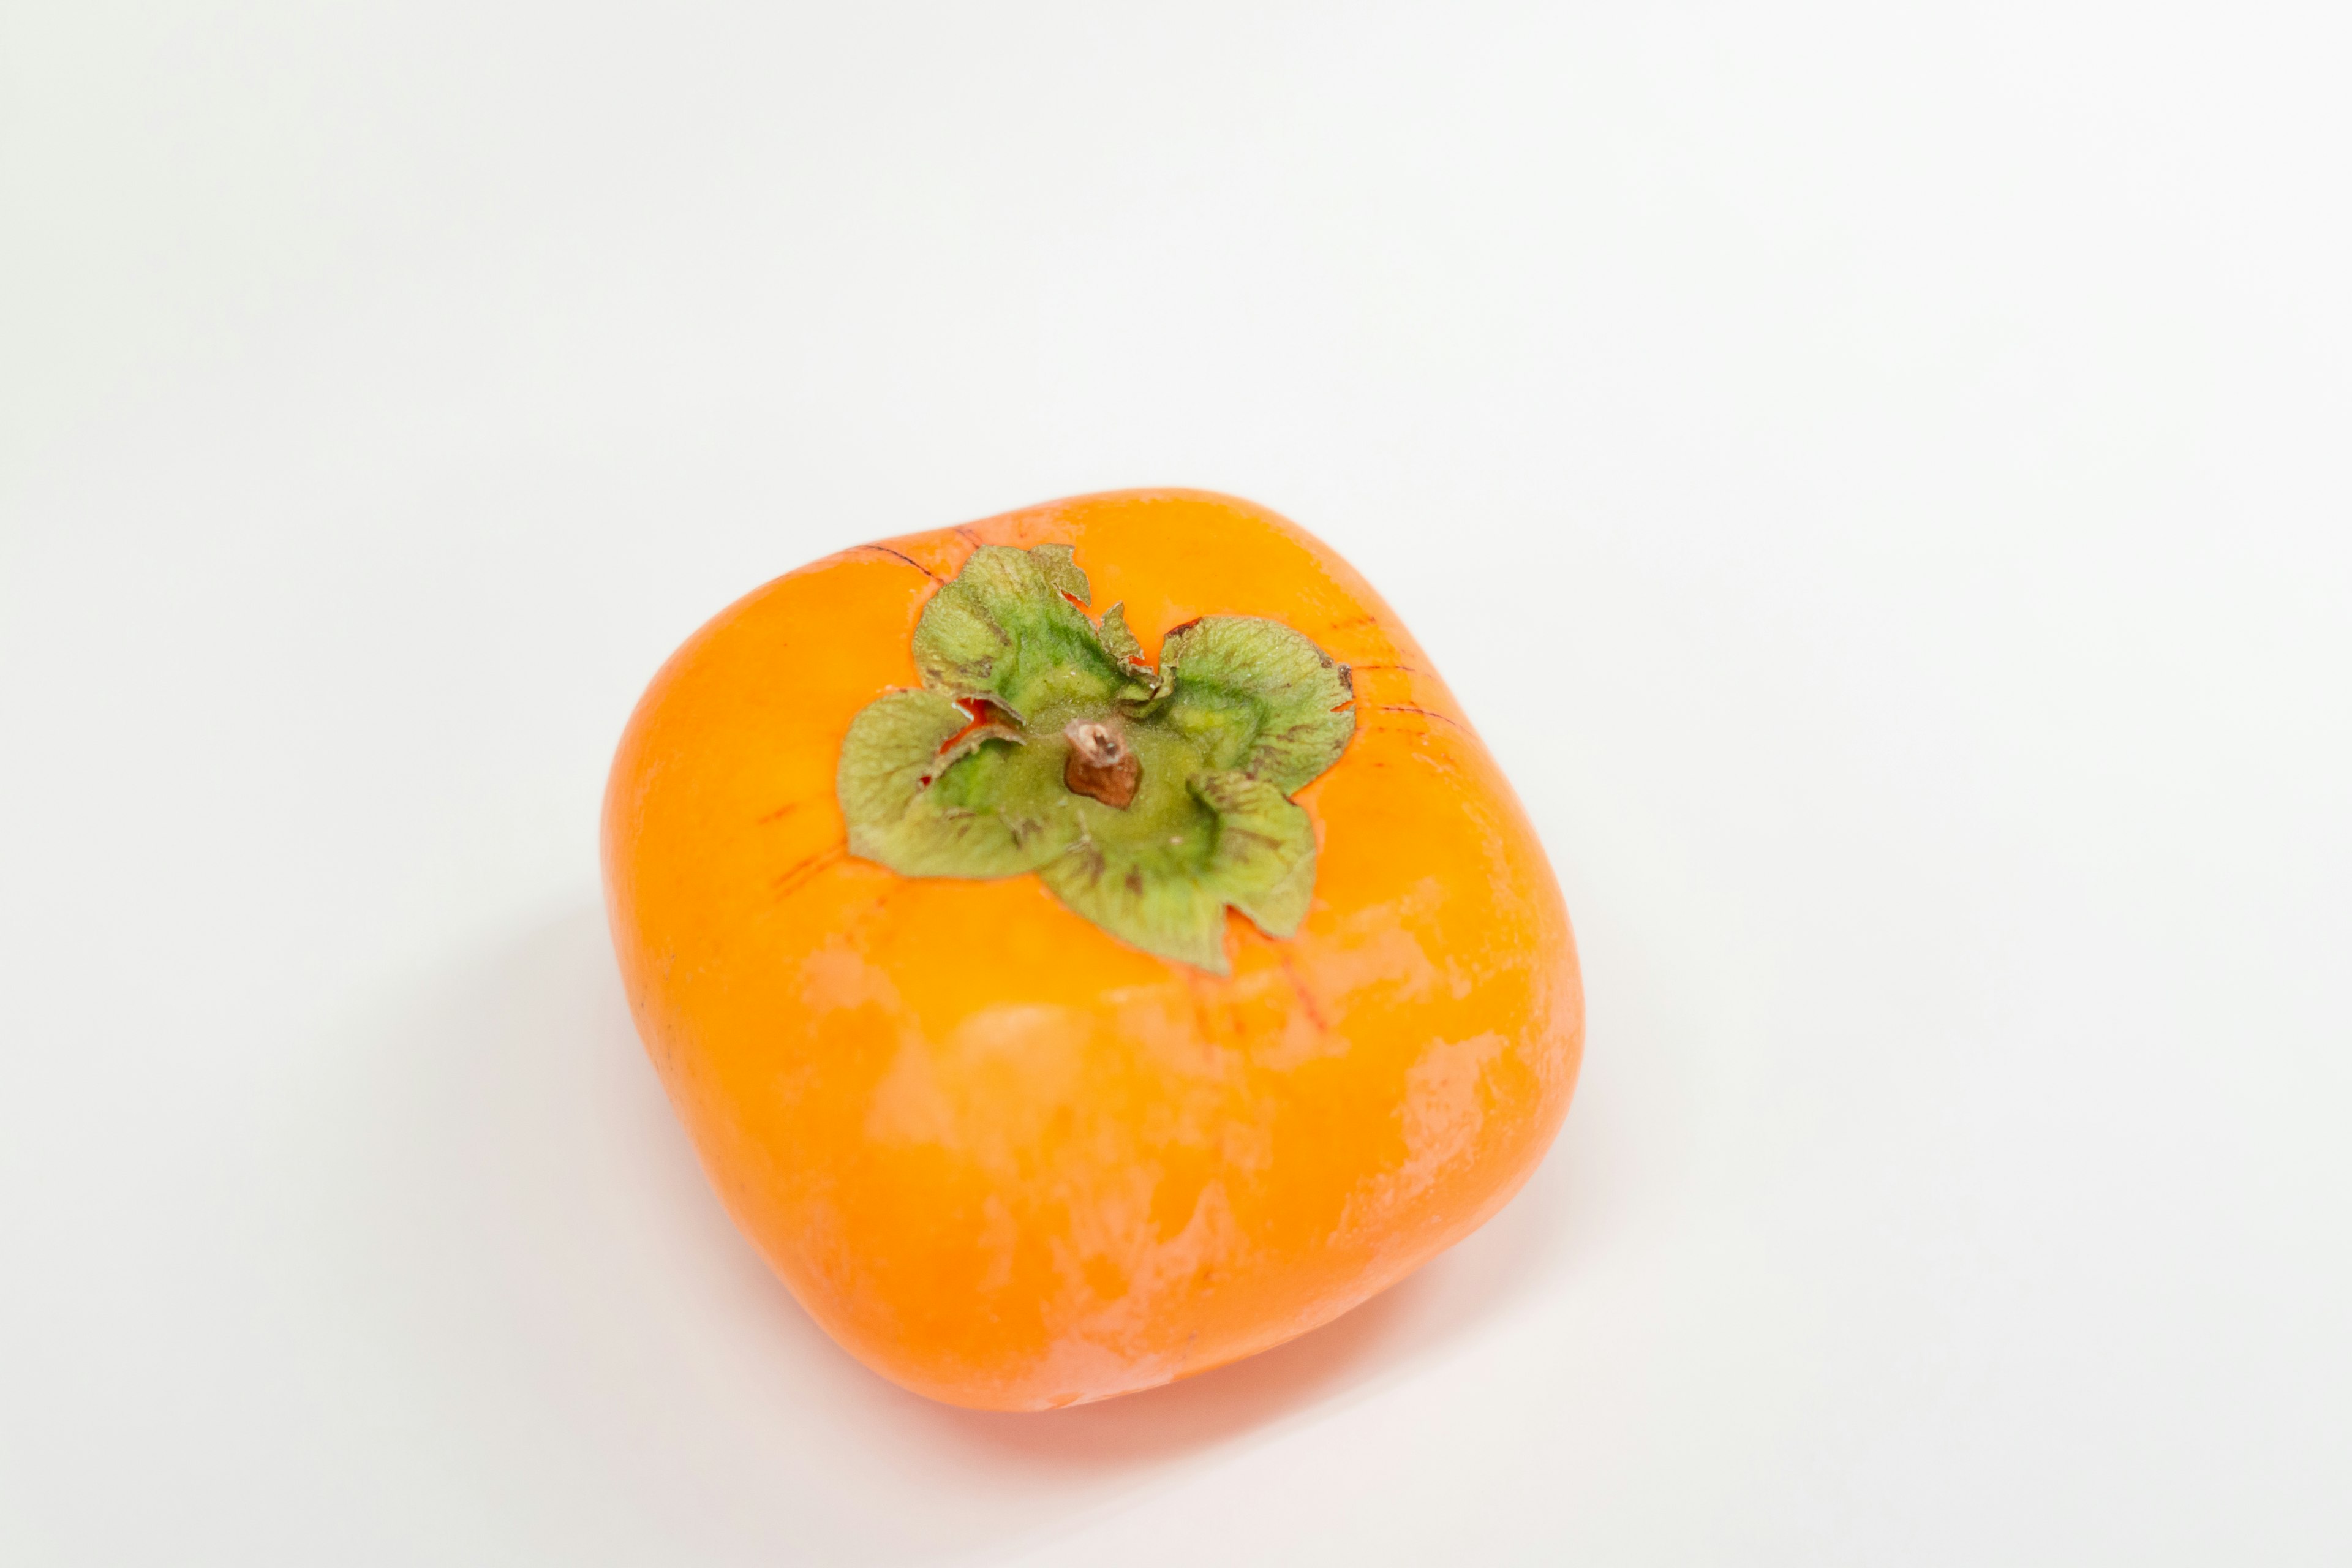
[{"x1": 602, "y1": 489, "x2": 1582, "y2": 1410}]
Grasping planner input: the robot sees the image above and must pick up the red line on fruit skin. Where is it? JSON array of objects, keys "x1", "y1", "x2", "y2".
[
  {"x1": 954, "y1": 525, "x2": 984, "y2": 546},
  {"x1": 1181, "y1": 968, "x2": 1223, "y2": 1047},
  {"x1": 1354, "y1": 725, "x2": 1471, "y2": 771},
  {"x1": 755, "y1": 802, "x2": 802, "y2": 824},
  {"x1": 1360, "y1": 719, "x2": 1460, "y2": 742},
  {"x1": 851, "y1": 543, "x2": 943, "y2": 582},
  {"x1": 1348, "y1": 662, "x2": 1422, "y2": 674},
  {"x1": 771, "y1": 844, "x2": 846, "y2": 898},
  {"x1": 1371, "y1": 703, "x2": 1466, "y2": 731},
  {"x1": 1326, "y1": 614, "x2": 1381, "y2": 633},
  {"x1": 1278, "y1": 953, "x2": 1330, "y2": 1035},
  {"x1": 1364, "y1": 738, "x2": 1471, "y2": 782}
]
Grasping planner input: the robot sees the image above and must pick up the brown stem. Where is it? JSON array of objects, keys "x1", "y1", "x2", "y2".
[{"x1": 1063, "y1": 719, "x2": 1141, "y2": 809}]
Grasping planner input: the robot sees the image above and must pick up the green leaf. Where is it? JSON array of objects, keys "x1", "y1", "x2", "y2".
[
  {"x1": 838, "y1": 688, "x2": 1076, "y2": 878},
  {"x1": 1158, "y1": 617, "x2": 1357, "y2": 793},
  {"x1": 1193, "y1": 771, "x2": 1318, "y2": 938},
  {"x1": 1038, "y1": 836, "x2": 1231, "y2": 972},
  {"x1": 910, "y1": 546, "x2": 1125, "y2": 720},
  {"x1": 1029, "y1": 542, "x2": 1091, "y2": 603},
  {"x1": 1095, "y1": 600, "x2": 1145, "y2": 671},
  {"x1": 1096, "y1": 601, "x2": 1161, "y2": 704},
  {"x1": 1031, "y1": 773, "x2": 1315, "y2": 971}
]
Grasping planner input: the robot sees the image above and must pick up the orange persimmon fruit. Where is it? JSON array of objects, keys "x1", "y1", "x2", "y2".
[{"x1": 601, "y1": 488, "x2": 1581, "y2": 1410}]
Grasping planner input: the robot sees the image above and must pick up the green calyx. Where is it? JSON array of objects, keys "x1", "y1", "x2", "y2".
[{"x1": 837, "y1": 544, "x2": 1355, "y2": 973}]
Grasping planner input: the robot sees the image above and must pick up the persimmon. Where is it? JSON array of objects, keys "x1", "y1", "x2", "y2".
[{"x1": 602, "y1": 489, "x2": 1581, "y2": 1410}]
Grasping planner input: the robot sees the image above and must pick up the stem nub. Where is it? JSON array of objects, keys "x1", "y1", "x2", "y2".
[{"x1": 1063, "y1": 719, "x2": 1140, "y2": 809}]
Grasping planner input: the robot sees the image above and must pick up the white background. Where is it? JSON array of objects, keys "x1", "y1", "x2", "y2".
[{"x1": 4, "y1": 4, "x2": 2348, "y2": 1562}]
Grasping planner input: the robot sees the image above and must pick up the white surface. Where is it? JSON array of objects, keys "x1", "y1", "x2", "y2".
[{"x1": 4, "y1": 4, "x2": 2348, "y2": 1562}]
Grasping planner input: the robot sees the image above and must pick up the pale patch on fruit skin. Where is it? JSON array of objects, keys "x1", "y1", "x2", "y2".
[
  {"x1": 863, "y1": 1003, "x2": 1088, "y2": 1166},
  {"x1": 1019, "y1": 1174, "x2": 1249, "y2": 1408},
  {"x1": 1400, "y1": 1031, "x2": 1513, "y2": 1186},
  {"x1": 856, "y1": 990, "x2": 1265, "y2": 1392},
  {"x1": 1101, "y1": 982, "x2": 1247, "y2": 1082},
  {"x1": 1331, "y1": 1030, "x2": 1513, "y2": 1246},
  {"x1": 1145, "y1": 877, "x2": 1453, "y2": 1074}
]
